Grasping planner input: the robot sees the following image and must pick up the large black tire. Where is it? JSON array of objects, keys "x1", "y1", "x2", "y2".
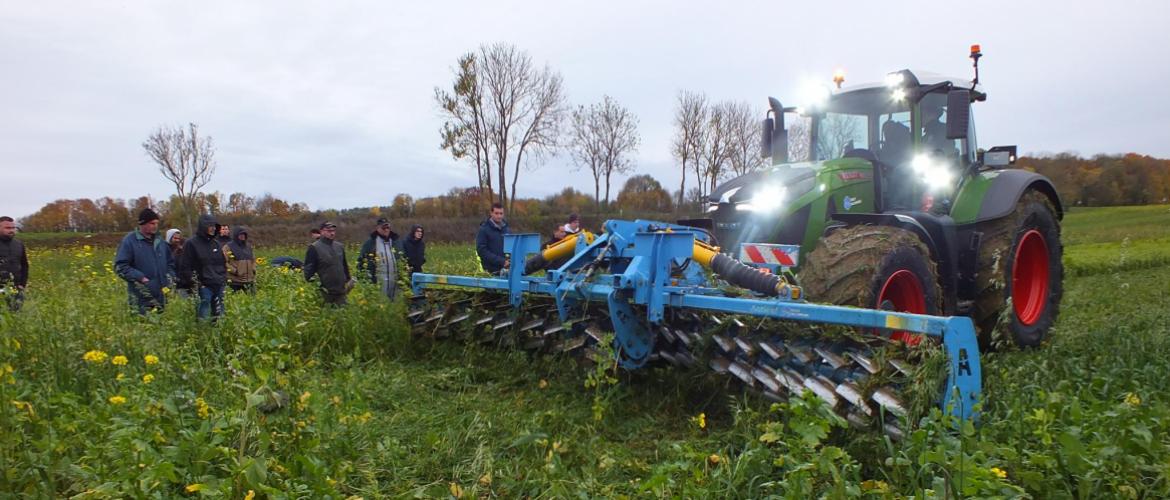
[
  {"x1": 798, "y1": 226, "x2": 941, "y2": 343},
  {"x1": 972, "y1": 190, "x2": 1063, "y2": 348}
]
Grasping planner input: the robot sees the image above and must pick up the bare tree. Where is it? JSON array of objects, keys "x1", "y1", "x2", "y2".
[
  {"x1": 569, "y1": 96, "x2": 640, "y2": 209},
  {"x1": 727, "y1": 101, "x2": 766, "y2": 177},
  {"x1": 435, "y1": 53, "x2": 492, "y2": 191},
  {"x1": 701, "y1": 102, "x2": 735, "y2": 196},
  {"x1": 142, "y1": 123, "x2": 216, "y2": 233},
  {"x1": 438, "y1": 44, "x2": 566, "y2": 211},
  {"x1": 787, "y1": 116, "x2": 812, "y2": 163},
  {"x1": 672, "y1": 91, "x2": 707, "y2": 210}
]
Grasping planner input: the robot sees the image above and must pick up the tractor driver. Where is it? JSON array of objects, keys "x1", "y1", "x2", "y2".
[{"x1": 921, "y1": 101, "x2": 958, "y2": 159}]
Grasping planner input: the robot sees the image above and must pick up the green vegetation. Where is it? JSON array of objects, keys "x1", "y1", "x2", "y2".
[{"x1": 2, "y1": 205, "x2": 1169, "y2": 497}]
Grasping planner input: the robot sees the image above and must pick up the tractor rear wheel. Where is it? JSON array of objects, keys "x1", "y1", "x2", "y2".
[
  {"x1": 798, "y1": 225, "x2": 941, "y2": 344},
  {"x1": 972, "y1": 190, "x2": 1063, "y2": 348}
]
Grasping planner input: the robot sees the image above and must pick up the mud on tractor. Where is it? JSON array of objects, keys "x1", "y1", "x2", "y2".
[{"x1": 407, "y1": 46, "x2": 1061, "y2": 437}]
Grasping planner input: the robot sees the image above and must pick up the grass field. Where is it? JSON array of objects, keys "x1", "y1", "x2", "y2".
[{"x1": 2, "y1": 205, "x2": 1169, "y2": 498}]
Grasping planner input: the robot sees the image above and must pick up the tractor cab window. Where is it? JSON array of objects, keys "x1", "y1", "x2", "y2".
[
  {"x1": 877, "y1": 111, "x2": 912, "y2": 166},
  {"x1": 918, "y1": 93, "x2": 962, "y2": 163},
  {"x1": 815, "y1": 113, "x2": 868, "y2": 160}
]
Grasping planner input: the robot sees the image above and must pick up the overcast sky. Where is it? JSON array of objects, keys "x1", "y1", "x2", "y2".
[{"x1": 3, "y1": 1, "x2": 1168, "y2": 218}]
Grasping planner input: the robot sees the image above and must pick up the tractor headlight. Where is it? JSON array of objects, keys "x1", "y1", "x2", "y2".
[
  {"x1": 738, "y1": 184, "x2": 787, "y2": 212},
  {"x1": 911, "y1": 154, "x2": 955, "y2": 191},
  {"x1": 885, "y1": 72, "x2": 905, "y2": 87}
]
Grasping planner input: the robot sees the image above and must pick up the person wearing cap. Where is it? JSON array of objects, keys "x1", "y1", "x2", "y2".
[
  {"x1": 357, "y1": 218, "x2": 400, "y2": 300},
  {"x1": 223, "y1": 226, "x2": 257, "y2": 293},
  {"x1": 0, "y1": 216, "x2": 29, "y2": 312},
  {"x1": 304, "y1": 222, "x2": 353, "y2": 306},
  {"x1": 114, "y1": 208, "x2": 174, "y2": 314},
  {"x1": 180, "y1": 214, "x2": 228, "y2": 321},
  {"x1": 562, "y1": 213, "x2": 581, "y2": 235}
]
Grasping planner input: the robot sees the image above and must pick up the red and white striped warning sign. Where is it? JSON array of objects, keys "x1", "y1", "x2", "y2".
[{"x1": 739, "y1": 243, "x2": 800, "y2": 267}]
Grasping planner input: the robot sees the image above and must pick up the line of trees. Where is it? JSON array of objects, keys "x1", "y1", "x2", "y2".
[
  {"x1": 671, "y1": 92, "x2": 765, "y2": 207},
  {"x1": 21, "y1": 192, "x2": 309, "y2": 233},
  {"x1": 1020, "y1": 153, "x2": 1170, "y2": 207}
]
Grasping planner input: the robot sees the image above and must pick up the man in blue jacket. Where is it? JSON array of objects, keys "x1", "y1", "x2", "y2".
[
  {"x1": 114, "y1": 208, "x2": 173, "y2": 314},
  {"x1": 475, "y1": 203, "x2": 510, "y2": 275}
]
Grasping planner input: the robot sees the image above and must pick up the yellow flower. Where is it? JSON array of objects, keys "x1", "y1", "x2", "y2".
[
  {"x1": 538, "y1": 379, "x2": 549, "y2": 389},
  {"x1": 83, "y1": 350, "x2": 109, "y2": 363},
  {"x1": 108, "y1": 395, "x2": 127, "y2": 405},
  {"x1": 694, "y1": 412, "x2": 707, "y2": 430},
  {"x1": 11, "y1": 400, "x2": 34, "y2": 417},
  {"x1": 299, "y1": 391, "x2": 312, "y2": 405},
  {"x1": 185, "y1": 483, "x2": 203, "y2": 493},
  {"x1": 707, "y1": 453, "x2": 721, "y2": 465},
  {"x1": 144, "y1": 354, "x2": 160, "y2": 365},
  {"x1": 142, "y1": 373, "x2": 155, "y2": 384},
  {"x1": 111, "y1": 355, "x2": 128, "y2": 366},
  {"x1": 243, "y1": 490, "x2": 255, "y2": 500},
  {"x1": 116, "y1": 372, "x2": 125, "y2": 381},
  {"x1": 1125, "y1": 392, "x2": 1142, "y2": 406},
  {"x1": 990, "y1": 467, "x2": 1007, "y2": 479},
  {"x1": 195, "y1": 397, "x2": 210, "y2": 419},
  {"x1": 449, "y1": 482, "x2": 464, "y2": 498},
  {"x1": 861, "y1": 480, "x2": 890, "y2": 492}
]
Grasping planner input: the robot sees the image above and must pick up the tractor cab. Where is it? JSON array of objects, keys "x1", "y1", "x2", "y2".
[{"x1": 770, "y1": 69, "x2": 987, "y2": 214}]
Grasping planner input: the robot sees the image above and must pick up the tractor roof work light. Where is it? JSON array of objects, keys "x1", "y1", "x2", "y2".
[
  {"x1": 833, "y1": 68, "x2": 845, "y2": 89},
  {"x1": 884, "y1": 72, "x2": 904, "y2": 88}
]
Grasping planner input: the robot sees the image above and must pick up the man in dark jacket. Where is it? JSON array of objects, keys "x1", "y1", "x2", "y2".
[
  {"x1": 217, "y1": 224, "x2": 232, "y2": 245},
  {"x1": 357, "y1": 218, "x2": 400, "y2": 300},
  {"x1": 180, "y1": 214, "x2": 228, "y2": 321},
  {"x1": 0, "y1": 216, "x2": 29, "y2": 312},
  {"x1": 304, "y1": 222, "x2": 352, "y2": 306},
  {"x1": 402, "y1": 224, "x2": 426, "y2": 275},
  {"x1": 476, "y1": 203, "x2": 510, "y2": 275},
  {"x1": 114, "y1": 209, "x2": 173, "y2": 314},
  {"x1": 223, "y1": 226, "x2": 257, "y2": 293}
]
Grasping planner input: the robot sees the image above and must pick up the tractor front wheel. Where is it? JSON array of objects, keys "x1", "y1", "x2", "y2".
[
  {"x1": 972, "y1": 190, "x2": 1063, "y2": 348},
  {"x1": 799, "y1": 225, "x2": 941, "y2": 344}
]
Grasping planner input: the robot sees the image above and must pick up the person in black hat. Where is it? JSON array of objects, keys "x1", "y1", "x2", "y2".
[
  {"x1": 114, "y1": 208, "x2": 174, "y2": 314},
  {"x1": 357, "y1": 218, "x2": 400, "y2": 300},
  {"x1": 304, "y1": 222, "x2": 353, "y2": 306}
]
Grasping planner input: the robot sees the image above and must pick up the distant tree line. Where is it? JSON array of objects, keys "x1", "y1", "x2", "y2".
[
  {"x1": 20, "y1": 192, "x2": 309, "y2": 233},
  {"x1": 1019, "y1": 153, "x2": 1170, "y2": 207}
]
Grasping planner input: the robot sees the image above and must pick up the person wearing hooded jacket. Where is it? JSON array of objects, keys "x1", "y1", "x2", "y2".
[
  {"x1": 180, "y1": 214, "x2": 228, "y2": 321},
  {"x1": 401, "y1": 224, "x2": 426, "y2": 274},
  {"x1": 223, "y1": 226, "x2": 257, "y2": 293},
  {"x1": 114, "y1": 209, "x2": 173, "y2": 314},
  {"x1": 357, "y1": 218, "x2": 400, "y2": 300}
]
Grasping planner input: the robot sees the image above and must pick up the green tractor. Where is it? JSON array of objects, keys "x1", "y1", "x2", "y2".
[{"x1": 699, "y1": 48, "x2": 1063, "y2": 348}]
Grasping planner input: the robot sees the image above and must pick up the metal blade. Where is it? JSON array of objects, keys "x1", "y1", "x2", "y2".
[
  {"x1": 492, "y1": 318, "x2": 516, "y2": 331},
  {"x1": 561, "y1": 336, "x2": 587, "y2": 353},
  {"x1": 585, "y1": 326, "x2": 605, "y2": 343},
  {"x1": 888, "y1": 359, "x2": 913, "y2": 377},
  {"x1": 752, "y1": 367, "x2": 783, "y2": 393},
  {"x1": 712, "y1": 335, "x2": 736, "y2": 353},
  {"x1": 729, "y1": 361, "x2": 756, "y2": 386},
  {"x1": 734, "y1": 338, "x2": 758, "y2": 357},
  {"x1": 658, "y1": 326, "x2": 677, "y2": 344},
  {"x1": 871, "y1": 387, "x2": 908, "y2": 417},
  {"x1": 835, "y1": 382, "x2": 873, "y2": 416},
  {"x1": 474, "y1": 315, "x2": 495, "y2": 326},
  {"x1": 815, "y1": 347, "x2": 849, "y2": 370},
  {"x1": 883, "y1": 423, "x2": 905, "y2": 441},
  {"x1": 759, "y1": 341, "x2": 785, "y2": 360},
  {"x1": 803, "y1": 376, "x2": 839, "y2": 408},
  {"x1": 542, "y1": 324, "x2": 565, "y2": 337},
  {"x1": 846, "y1": 351, "x2": 880, "y2": 374}
]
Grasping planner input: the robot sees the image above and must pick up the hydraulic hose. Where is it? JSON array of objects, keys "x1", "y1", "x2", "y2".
[{"x1": 694, "y1": 240, "x2": 801, "y2": 299}]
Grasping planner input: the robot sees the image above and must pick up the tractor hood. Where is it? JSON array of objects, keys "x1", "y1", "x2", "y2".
[{"x1": 708, "y1": 162, "x2": 819, "y2": 209}]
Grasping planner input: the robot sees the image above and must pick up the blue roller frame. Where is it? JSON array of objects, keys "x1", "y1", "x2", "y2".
[{"x1": 411, "y1": 221, "x2": 982, "y2": 421}]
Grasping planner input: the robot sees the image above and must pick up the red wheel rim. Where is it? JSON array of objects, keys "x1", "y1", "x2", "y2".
[
  {"x1": 877, "y1": 269, "x2": 927, "y2": 345},
  {"x1": 1012, "y1": 229, "x2": 1050, "y2": 326}
]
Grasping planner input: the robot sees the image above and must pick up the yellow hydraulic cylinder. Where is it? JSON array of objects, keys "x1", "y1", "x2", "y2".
[{"x1": 541, "y1": 231, "x2": 596, "y2": 263}]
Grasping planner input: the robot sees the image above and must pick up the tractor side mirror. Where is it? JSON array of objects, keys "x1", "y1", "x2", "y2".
[
  {"x1": 946, "y1": 89, "x2": 971, "y2": 140},
  {"x1": 760, "y1": 117, "x2": 774, "y2": 158},
  {"x1": 981, "y1": 145, "x2": 1017, "y2": 167}
]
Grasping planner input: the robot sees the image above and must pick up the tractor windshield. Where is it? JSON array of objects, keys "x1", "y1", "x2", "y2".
[{"x1": 809, "y1": 87, "x2": 912, "y2": 164}]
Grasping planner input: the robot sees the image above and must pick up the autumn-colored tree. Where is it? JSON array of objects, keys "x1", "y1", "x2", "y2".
[{"x1": 616, "y1": 174, "x2": 672, "y2": 213}]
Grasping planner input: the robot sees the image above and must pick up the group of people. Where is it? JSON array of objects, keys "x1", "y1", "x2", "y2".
[
  {"x1": 113, "y1": 210, "x2": 258, "y2": 319},
  {"x1": 0, "y1": 203, "x2": 579, "y2": 317}
]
